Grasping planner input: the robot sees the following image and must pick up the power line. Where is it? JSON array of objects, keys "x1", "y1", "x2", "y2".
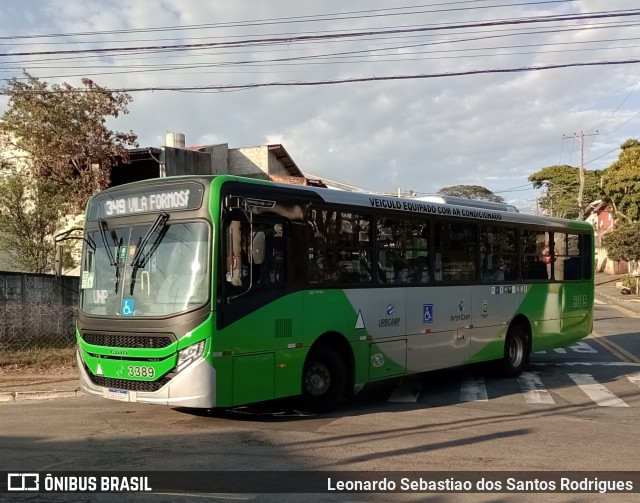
[
  {"x1": 12, "y1": 31, "x2": 640, "y2": 81},
  {"x1": 5, "y1": 57, "x2": 638, "y2": 95},
  {"x1": 2, "y1": 9, "x2": 638, "y2": 58},
  {"x1": 591, "y1": 76, "x2": 640, "y2": 132},
  {"x1": 4, "y1": 16, "x2": 637, "y2": 74},
  {"x1": 0, "y1": 1, "x2": 579, "y2": 41}
]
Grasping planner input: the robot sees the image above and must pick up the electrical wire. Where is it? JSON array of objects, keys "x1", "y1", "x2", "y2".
[
  {"x1": 2, "y1": 9, "x2": 638, "y2": 59},
  {"x1": 0, "y1": 1, "x2": 580, "y2": 41}
]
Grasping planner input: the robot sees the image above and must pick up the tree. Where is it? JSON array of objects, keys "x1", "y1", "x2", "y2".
[
  {"x1": 602, "y1": 222, "x2": 640, "y2": 275},
  {"x1": 601, "y1": 139, "x2": 640, "y2": 222},
  {"x1": 1, "y1": 71, "x2": 138, "y2": 212},
  {"x1": 0, "y1": 167, "x2": 66, "y2": 273},
  {"x1": 0, "y1": 72, "x2": 138, "y2": 272},
  {"x1": 528, "y1": 165, "x2": 603, "y2": 219},
  {"x1": 437, "y1": 185, "x2": 504, "y2": 202}
]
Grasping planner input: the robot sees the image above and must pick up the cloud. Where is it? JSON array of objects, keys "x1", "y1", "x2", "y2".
[{"x1": 1, "y1": 0, "x2": 639, "y2": 211}]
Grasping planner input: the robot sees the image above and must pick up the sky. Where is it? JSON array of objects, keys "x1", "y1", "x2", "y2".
[{"x1": 1, "y1": 0, "x2": 640, "y2": 213}]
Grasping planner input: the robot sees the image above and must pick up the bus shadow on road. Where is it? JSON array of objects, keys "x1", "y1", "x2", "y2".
[
  {"x1": 175, "y1": 356, "x2": 640, "y2": 422},
  {"x1": 174, "y1": 378, "x2": 402, "y2": 422}
]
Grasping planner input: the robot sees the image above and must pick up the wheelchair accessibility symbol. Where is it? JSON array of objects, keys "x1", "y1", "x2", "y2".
[
  {"x1": 423, "y1": 304, "x2": 433, "y2": 323},
  {"x1": 122, "y1": 299, "x2": 135, "y2": 317}
]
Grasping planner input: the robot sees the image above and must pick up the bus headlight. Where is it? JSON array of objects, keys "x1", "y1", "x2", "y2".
[{"x1": 176, "y1": 341, "x2": 205, "y2": 373}]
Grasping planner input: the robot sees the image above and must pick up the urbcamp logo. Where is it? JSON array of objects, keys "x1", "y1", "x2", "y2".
[
  {"x1": 371, "y1": 353, "x2": 385, "y2": 368},
  {"x1": 459, "y1": 299, "x2": 465, "y2": 312},
  {"x1": 379, "y1": 304, "x2": 400, "y2": 327}
]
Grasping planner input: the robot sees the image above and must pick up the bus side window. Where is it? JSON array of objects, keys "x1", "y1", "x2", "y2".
[
  {"x1": 376, "y1": 216, "x2": 429, "y2": 284},
  {"x1": 434, "y1": 221, "x2": 477, "y2": 282},
  {"x1": 308, "y1": 208, "x2": 372, "y2": 285},
  {"x1": 520, "y1": 229, "x2": 550, "y2": 281},
  {"x1": 254, "y1": 222, "x2": 285, "y2": 287},
  {"x1": 225, "y1": 219, "x2": 286, "y2": 290},
  {"x1": 555, "y1": 232, "x2": 583, "y2": 281},
  {"x1": 480, "y1": 225, "x2": 516, "y2": 283}
]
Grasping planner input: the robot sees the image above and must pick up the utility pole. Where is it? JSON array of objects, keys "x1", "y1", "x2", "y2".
[{"x1": 563, "y1": 130, "x2": 598, "y2": 220}]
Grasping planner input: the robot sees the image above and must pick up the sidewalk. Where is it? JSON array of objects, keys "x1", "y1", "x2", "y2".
[
  {"x1": 594, "y1": 272, "x2": 640, "y2": 313},
  {"x1": 0, "y1": 372, "x2": 81, "y2": 403}
]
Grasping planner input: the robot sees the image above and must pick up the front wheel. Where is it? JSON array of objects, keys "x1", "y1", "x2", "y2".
[
  {"x1": 299, "y1": 346, "x2": 346, "y2": 413},
  {"x1": 501, "y1": 324, "x2": 529, "y2": 377}
]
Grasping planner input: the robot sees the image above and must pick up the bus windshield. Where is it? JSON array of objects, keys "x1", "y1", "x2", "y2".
[{"x1": 80, "y1": 221, "x2": 210, "y2": 317}]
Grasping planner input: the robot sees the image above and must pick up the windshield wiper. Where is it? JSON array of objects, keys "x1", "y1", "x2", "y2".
[
  {"x1": 98, "y1": 219, "x2": 123, "y2": 293},
  {"x1": 129, "y1": 213, "x2": 170, "y2": 295}
]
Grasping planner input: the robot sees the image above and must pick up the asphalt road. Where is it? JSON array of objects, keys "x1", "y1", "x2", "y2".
[{"x1": 1, "y1": 299, "x2": 639, "y2": 502}]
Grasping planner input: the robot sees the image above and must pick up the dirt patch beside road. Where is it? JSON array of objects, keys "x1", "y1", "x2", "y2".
[{"x1": 0, "y1": 347, "x2": 77, "y2": 375}]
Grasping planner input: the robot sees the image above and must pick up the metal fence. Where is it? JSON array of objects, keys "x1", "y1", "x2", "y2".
[{"x1": 0, "y1": 302, "x2": 77, "y2": 350}]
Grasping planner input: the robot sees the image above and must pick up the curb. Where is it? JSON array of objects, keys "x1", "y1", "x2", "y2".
[{"x1": 0, "y1": 389, "x2": 82, "y2": 403}]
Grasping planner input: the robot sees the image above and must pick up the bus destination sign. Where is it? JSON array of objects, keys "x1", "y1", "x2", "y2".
[{"x1": 89, "y1": 183, "x2": 204, "y2": 220}]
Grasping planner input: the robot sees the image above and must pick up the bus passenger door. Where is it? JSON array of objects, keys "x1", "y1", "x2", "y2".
[
  {"x1": 468, "y1": 285, "x2": 518, "y2": 364},
  {"x1": 220, "y1": 215, "x2": 300, "y2": 402}
]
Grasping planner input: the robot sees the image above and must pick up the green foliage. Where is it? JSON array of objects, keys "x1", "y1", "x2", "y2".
[
  {"x1": 0, "y1": 72, "x2": 138, "y2": 272},
  {"x1": 437, "y1": 185, "x2": 504, "y2": 202},
  {"x1": 602, "y1": 222, "x2": 640, "y2": 263},
  {"x1": 528, "y1": 165, "x2": 603, "y2": 219},
  {"x1": 0, "y1": 71, "x2": 138, "y2": 213},
  {"x1": 621, "y1": 275, "x2": 638, "y2": 294},
  {"x1": 0, "y1": 171, "x2": 65, "y2": 273},
  {"x1": 601, "y1": 139, "x2": 640, "y2": 222}
]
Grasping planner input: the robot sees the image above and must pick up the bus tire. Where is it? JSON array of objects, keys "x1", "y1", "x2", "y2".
[
  {"x1": 299, "y1": 346, "x2": 346, "y2": 413},
  {"x1": 501, "y1": 324, "x2": 528, "y2": 377}
]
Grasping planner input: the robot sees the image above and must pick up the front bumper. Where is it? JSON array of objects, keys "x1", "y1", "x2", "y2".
[{"x1": 77, "y1": 350, "x2": 217, "y2": 408}]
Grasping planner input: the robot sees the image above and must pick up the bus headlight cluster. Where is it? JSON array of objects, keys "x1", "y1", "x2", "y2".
[{"x1": 176, "y1": 341, "x2": 205, "y2": 373}]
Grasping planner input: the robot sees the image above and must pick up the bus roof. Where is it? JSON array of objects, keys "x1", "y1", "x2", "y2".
[{"x1": 97, "y1": 175, "x2": 593, "y2": 231}]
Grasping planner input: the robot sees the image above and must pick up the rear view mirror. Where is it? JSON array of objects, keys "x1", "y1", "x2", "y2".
[{"x1": 252, "y1": 232, "x2": 265, "y2": 264}]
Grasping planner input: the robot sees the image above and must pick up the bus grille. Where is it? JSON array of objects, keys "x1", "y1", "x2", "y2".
[
  {"x1": 81, "y1": 333, "x2": 173, "y2": 349},
  {"x1": 89, "y1": 374, "x2": 171, "y2": 393}
]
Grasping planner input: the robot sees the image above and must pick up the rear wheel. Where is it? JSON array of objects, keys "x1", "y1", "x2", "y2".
[
  {"x1": 501, "y1": 324, "x2": 529, "y2": 376},
  {"x1": 299, "y1": 346, "x2": 346, "y2": 413}
]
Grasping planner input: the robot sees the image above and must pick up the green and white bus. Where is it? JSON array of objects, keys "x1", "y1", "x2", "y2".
[{"x1": 76, "y1": 175, "x2": 594, "y2": 411}]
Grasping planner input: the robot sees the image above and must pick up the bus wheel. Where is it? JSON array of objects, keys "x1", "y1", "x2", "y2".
[
  {"x1": 502, "y1": 325, "x2": 528, "y2": 377},
  {"x1": 300, "y1": 347, "x2": 346, "y2": 413}
]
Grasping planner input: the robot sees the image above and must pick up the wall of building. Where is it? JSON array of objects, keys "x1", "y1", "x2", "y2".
[
  {"x1": 164, "y1": 147, "x2": 212, "y2": 176},
  {"x1": 268, "y1": 150, "x2": 291, "y2": 176},
  {"x1": 0, "y1": 133, "x2": 30, "y2": 171},
  {"x1": 228, "y1": 146, "x2": 269, "y2": 178},
  {"x1": 200, "y1": 144, "x2": 230, "y2": 175}
]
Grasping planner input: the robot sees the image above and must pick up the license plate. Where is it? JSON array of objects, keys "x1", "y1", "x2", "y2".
[{"x1": 104, "y1": 388, "x2": 133, "y2": 402}]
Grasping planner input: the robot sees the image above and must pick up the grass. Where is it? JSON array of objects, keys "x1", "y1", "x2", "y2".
[{"x1": 0, "y1": 347, "x2": 77, "y2": 375}]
